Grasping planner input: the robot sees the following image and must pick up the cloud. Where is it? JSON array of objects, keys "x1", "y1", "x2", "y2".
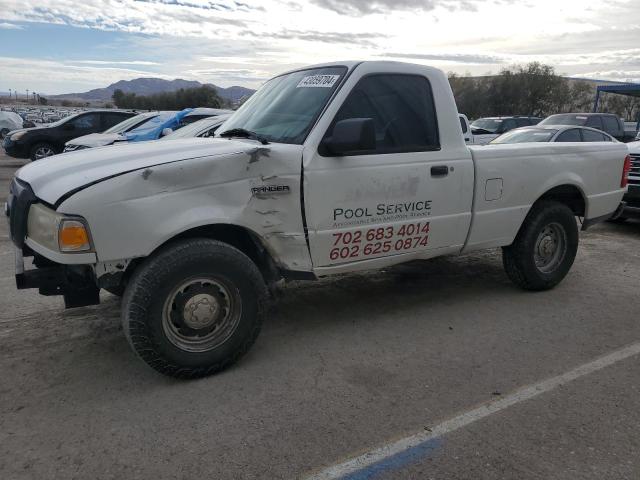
[
  {"x1": 241, "y1": 28, "x2": 387, "y2": 47},
  {"x1": 0, "y1": 0, "x2": 250, "y2": 35},
  {"x1": 0, "y1": 56, "x2": 172, "y2": 94},
  {"x1": 1, "y1": 0, "x2": 639, "y2": 92},
  {"x1": 0, "y1": 22, "x2": 22, "y2": 29},
  {"x1": 570, "y1": 70, "x2": 640, "y2": 83},
  {"x1": 73, "y1": 60, "x2": 162, "y2": 66},
  {"x1": 379, "y1": 52, "x2": 503, "y2": 64},
  {"x1": 309, "y1": 0, "x2": 484, "y2": 15}
]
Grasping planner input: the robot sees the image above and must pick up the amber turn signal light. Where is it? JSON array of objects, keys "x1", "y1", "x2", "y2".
[{"x1": 58, "y1": 220, "x2": 91, "y2": 252}]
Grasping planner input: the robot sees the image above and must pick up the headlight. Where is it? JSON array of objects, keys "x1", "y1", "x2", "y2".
[
  {"x1": 27, "y1": 203, "x2": 93, "y2": 253},
  {"x1": 10, "y1": 131, "x2": 26, "y2": 141}
]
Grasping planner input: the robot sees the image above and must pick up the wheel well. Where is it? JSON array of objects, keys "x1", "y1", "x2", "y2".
[
  {"x1": 161, "y1": 224, "x2": 280, "y2": 284},
  {"x1": 536, "y1": 185, "x2": 586, "y2": 217}
]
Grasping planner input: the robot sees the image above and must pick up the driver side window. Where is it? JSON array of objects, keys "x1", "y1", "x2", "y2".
[
  {"x1": 71, "y1": 113, "x2": 100, "y2": 129},
  {"x1": 330, "y1": 74, "x2": 440, "y2": 154}
]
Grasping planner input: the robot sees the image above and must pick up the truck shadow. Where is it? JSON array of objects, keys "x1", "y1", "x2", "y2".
[
  {"x1": 274, "y1": 251, "x2": 511, "y2": 330},
  {"x1": 1, "y1": 250, "x2": 518, "y2": 387}
]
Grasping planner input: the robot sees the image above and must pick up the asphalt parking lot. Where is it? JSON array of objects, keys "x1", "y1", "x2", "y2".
[{"x1": 1, "y1": 151, "x2": 639, "y2": 480}]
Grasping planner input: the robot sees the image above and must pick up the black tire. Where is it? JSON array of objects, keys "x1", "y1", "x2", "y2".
[
  {"x1": 122, "y1": 238, "x2": 267, "y2": 378},
  {"x1": 29, "y1": 142, "x2": 58, "y2": 161},
  {"x1": 502, "y1": 201, "x2": 578, "y2": 291}
]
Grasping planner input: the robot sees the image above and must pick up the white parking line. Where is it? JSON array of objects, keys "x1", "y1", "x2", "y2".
[{"x1": 305, "y1": 341, "x2": 640, "y2": 480}]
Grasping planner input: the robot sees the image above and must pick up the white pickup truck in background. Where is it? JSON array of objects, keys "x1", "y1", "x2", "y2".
[
  {"x1": 6, "y1": 61, "x2": 629, "y2": 378},
  {"x1": 459, "y1": 114, "x2": 475, "y2": 144}
]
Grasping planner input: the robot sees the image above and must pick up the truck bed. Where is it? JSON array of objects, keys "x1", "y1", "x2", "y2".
[{"x1": 464, "y1": 142, "x2": 628, "y2": 252}]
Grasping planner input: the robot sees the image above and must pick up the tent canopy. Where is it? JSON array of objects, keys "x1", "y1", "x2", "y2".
[{"x1": 593, "y1": 83, "x2": 640, "y2": 112}]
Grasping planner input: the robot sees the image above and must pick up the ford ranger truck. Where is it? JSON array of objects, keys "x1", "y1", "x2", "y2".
[{"x1": 6, "y1": 61, "x2": 630, "y2": 378}]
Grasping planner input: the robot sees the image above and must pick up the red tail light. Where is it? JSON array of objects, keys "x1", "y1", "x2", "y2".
[{"x1": 621, "y1": 154, "x2": 631, "y2": 188}]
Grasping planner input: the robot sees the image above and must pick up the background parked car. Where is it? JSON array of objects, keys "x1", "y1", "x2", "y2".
[
  {"x1": 3, "y1": 110, "x2": 135, "y2": 160},
  {"x1": 539, "y1": 113, "x2": 629, "y2": 142},
  {"x1": 161, "y1": 114, "x2": 232, "y2": 140},
  {"x1": 490, "y1": 125, "x2": 616, "y2": 144},
  {"x1": 65, "y1": 108, "x2": 234, "y2": 151},
  {"x1": 618, "y1": 141, "x2": 640, "y2": 221},
  {"x1": 179, "y1": 108, "x2": 233, "y2": 126},
  {"x1": 470, "y1": 116, "x2": 542, "y2": 144},
  {"x1": 0, "y1": 112, "x2": 24, "y2": 139},
  {"x1": 64, "y1": 111, "x2": 176, "y2": 151}
]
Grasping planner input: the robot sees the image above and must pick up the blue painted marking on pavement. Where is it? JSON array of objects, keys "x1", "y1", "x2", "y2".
[{"x1": 339, "y1": 437, "x2": 443, "y2": 480}]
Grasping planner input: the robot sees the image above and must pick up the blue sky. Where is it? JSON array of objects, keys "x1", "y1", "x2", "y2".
[{"x1": 0, "y1": 0, "x2": 639, "y2": 95}]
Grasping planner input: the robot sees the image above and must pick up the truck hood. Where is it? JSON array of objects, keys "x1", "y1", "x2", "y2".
[
  {"x1": 16, "y1": 137, "x2": 255, "y2": 205},
  {"x1": 66, "y1": 132, "x2": 124, "y2": 148}
]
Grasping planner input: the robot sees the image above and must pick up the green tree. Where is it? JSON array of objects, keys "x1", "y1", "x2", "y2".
[
  {"x1": 112, "y1": 89, "x2": 125, "y2": 107},
  {"x1": 111, "y1": 85, "x2": 223, "y2": 110},
  {"x1": 449, "y1": 63, "x2": 602, "y2": 120}
]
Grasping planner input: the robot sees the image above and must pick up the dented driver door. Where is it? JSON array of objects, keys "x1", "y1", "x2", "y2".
[{"x1": 302, "y1": 68, "x2": 474, "y2": 273}]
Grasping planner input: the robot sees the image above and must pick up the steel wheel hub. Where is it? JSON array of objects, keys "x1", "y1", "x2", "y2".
[
  {"x1": 534, "y1": 223, "x2": 567, "y2": 273},
  {"x1": 162, "y1": 277, "x2": 242, "y2": 353},
  {"x1": 183, "y1": 294, "x2": 220, "y2": 329}
]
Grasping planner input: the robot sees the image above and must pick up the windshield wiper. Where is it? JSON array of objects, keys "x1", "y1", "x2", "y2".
[{"x1": 219, "y1": 128, "x2": 269, "y2": 145}]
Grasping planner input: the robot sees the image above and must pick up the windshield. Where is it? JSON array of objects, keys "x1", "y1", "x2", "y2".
[
  {"x1": 471, "y1": 118, "x2": 503, "y2": 133},
  {"x1": 104, "y1": 113, "x2": 157, "y2": 134},
  {"x1": 491, "y1": 128, "x2": 556, "y2": 144},
  {"x1": 218, "y1": 66, "x2": 347, "y2": 144},
  {"x1": 539, "y1": 114, "x2": 588, "y2": 126}
]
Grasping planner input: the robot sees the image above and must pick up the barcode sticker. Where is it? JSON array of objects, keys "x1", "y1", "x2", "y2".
[{"x1": 297, "y1": 74, "x2": 340, "y2": 88}]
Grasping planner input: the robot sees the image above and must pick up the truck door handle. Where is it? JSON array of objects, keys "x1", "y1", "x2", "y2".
[{"x1": 431, "y1": 165, "x2": 449, "y2": 177}]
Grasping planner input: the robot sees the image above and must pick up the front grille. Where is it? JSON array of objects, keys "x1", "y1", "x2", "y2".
[
  {"x1": 7, "y1": 177, "x2": 36, "y2": 248},
  {"x1": 630, "y1": 154, "x2": 640, "y2": 186}
]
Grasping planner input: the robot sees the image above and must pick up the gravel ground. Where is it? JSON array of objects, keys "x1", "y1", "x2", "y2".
[{"x1": 1, "y1": 150, "x2": 639, "y2": 480}]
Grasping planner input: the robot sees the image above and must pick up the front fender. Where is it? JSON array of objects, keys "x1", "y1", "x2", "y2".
[{"x1": 57, "y1": 145, "x2": 311, "y2": 271}]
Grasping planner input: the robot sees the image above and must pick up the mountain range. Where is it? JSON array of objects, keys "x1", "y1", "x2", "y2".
[{"x1": 51, "y1": 78, "x2": 255, "y2": 104}]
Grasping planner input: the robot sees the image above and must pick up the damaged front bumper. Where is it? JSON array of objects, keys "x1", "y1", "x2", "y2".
[{"x1": 15, "y1": 246, "x2": 100, "y2": 308}]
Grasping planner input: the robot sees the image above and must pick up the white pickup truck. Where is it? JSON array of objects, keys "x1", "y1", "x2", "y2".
[{"x1": 6, "y1": 61, "x2": 630, "y2": 378}]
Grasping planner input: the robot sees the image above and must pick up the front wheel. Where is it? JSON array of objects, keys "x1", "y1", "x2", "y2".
[
  {"x1": 122, "y1": 239, "x2": 267, "y2": 378},
  {"x1": 502, "y1": 201, "x2": 578, "y2": 291},
  {"x1": 30, "y1": 142, "x2": 57, "y2": 161}
]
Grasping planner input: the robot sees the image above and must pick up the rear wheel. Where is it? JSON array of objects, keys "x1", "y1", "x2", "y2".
[
  {"x1": 30, "y1": 142, "x2": 57, "y2": 161},
  {"x1": 502, "y1": 201, "x2": 578, "y2": 290},
  {"x1": 122, "y1": 239, "x2": 267, "y2": 378}
]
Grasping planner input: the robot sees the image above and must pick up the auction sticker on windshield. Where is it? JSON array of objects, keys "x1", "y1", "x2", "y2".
[{"x1": 297, "y1": 74, "x2": 340, "y2": 88}]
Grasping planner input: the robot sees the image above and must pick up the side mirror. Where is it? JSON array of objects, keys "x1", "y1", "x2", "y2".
[
  {"x1": 323, "y1": 118, "x2": 375, "y2": 156},
  {"x1": 161, "y1": 128, "x2": 173, "y2": 137}
]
